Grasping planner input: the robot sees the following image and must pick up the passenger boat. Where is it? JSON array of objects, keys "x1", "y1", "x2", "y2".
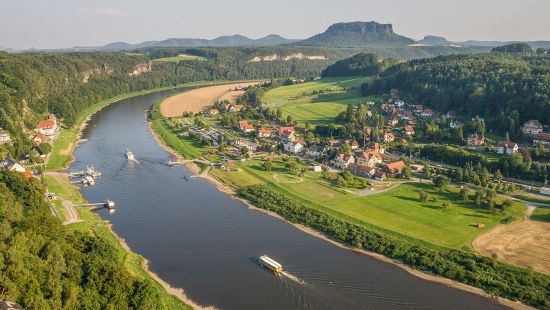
[
  {"x1": 259, "y1": 255, "x2": 283, "y2": 273},
  {"x1": 125, "y1": 149, "x2": 135, "y2": 161}
]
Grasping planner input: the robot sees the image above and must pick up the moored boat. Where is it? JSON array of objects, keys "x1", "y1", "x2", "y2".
[{"x1": 259, "y1": 255, "x2": 283, "y2": 273}]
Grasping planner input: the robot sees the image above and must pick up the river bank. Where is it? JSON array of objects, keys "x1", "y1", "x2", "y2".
[
  {"x1": 44, "y1": 82, "x2": 241, "y2": 309},
  {"x1": 147, "y1": 90, "x2": 535, "y2": 310}
]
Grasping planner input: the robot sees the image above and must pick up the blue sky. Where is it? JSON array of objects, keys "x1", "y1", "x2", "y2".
[{"x1": 1, "y1": 0, "x2": 549, "y2": 49}]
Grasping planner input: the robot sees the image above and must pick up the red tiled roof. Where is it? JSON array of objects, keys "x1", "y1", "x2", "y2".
[
  {"x1": 279, "y1": 126, "x2": 295, "y2": 134},
  {"x1": 258, "y1": 127, "x2": 271, "y2": 135},
  {"x1": 35, "y1": 118, "x2": 55, "y2": 129},
  {"x1": 386, "y1": 161, "x2": 406, "y2": 173},
  {"x1": 404, "y1": 126, "x2": 415, "y2": 133}
]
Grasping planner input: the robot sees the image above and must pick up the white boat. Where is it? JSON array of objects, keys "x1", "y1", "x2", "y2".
[
  {"x1": 125, "y1": 149, "x2": 135, "y2": 161},
  {"x1": 259, "y1": 255, "x2": 283, "y2": 273}
]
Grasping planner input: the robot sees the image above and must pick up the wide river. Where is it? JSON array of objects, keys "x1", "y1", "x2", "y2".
[{"x1": 71, "y1": 88, "x2": 506, "y2": 309}]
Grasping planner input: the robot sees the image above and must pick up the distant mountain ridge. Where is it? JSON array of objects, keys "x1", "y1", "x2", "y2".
[
  {"x1": 292, "y1": 21, "x2": 415, "y2": 47},
  {"x1": 76, "y1": 34, "x2": 299, "y2": 51},
  {"x1": 416, "y1": 35, "x2": 550, "y2": 49}
]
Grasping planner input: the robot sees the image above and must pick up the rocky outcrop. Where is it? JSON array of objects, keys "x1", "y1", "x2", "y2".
[{"x1": 128, "y1": 62, "x2": 152, "y2": 77}]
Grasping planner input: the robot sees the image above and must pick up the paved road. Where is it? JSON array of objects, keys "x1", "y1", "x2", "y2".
[{"x1": 62, "y1": 200, "x2": 82, "y2": 225}]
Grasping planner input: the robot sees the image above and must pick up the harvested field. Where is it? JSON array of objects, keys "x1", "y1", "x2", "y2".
[
  {"x1": 160, "y1": 82, "x2": 259, "y2": 117},
  {"x1": 472, "y1": 220, "x2": 550, "y2": 274},
  {"x1": 218, "y1": 90, "x2": 245, "y2": 104}
]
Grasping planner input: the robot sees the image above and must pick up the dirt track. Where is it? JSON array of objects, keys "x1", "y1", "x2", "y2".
[
  {"x1": 472, "y1": 220, "x2": 550, "y2": 274},
  {"x1": 160, "y1": 82, "x2": 258, "y2": 117}
]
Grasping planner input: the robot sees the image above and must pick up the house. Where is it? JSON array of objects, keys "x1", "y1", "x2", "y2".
[
  {"x1": 356, "y1": 150, "x2": 382, "y2": 168},
  {"x1": 449, "y1": 120, "x2": 464, "y2": 129},
  {"x1": 306, "y1": 145, "x2": 326, "y2": 158},
  {"x1": 414, "y1": 105, "x2": 424, "y2": 113},
  {"x1": 394, "y1": 100, "x2": 405, "y2": 108},
  {"x1": 347, "y1": 163, "x2": 376, "y2": 178},
  {"x1": 232, "y1": 104, "x2": 245, "y2": 112},
  {"x1": 349, "y1": 140, "x2": 359, "y2": 151},
  {"x1": 385, "y1": 161, "x2": 407, "y2": 177},
  {"x1": 238, "y1": 120, "x2": 254, "y2": 133},
  {"x1": 404, "y1": 126, "x2": 415, "y2": 136},
  {"x1": 370, "y1": 142, "x2": 385, "y2": 154},
  {"x1": 533, "y1": 133, "x2": 550, "y2": 148},
  {"x1": 407, "y1": 120, "x2": 417, "y2": 126},
  {"x1": 497, "y1": 141, "x2": 519, "y2": 155},
  {"x1": 333, "y1": 153, "x2": 355, "y2": 169},
  {"x1": 233, "y1": 139, "x2": 260, "y2": 152},
  {"x1": 383, "y1": 132, "x2": 395, "y2": 143},
  {"x1": 258, "y1": 127, "x2": 272, "y2": 138},
  {"x1": 327, "y1": 139, "x2": 341, "y2": 148},
  {"x1": 283, "y1": 140, "x2": 304, "y2": 154},
  {"x1": 390, "y1": 88, "x2": 399, "y2": 96},
  {"x1": 387, "y1": 118, "x2": 399, "y2": 127},
  {"x1": 523, "y1": 120, "x2": 543, "y2": 135},
  {"x1": 410, "y1": 164, "x2": 424, "y2": 172},
  {"x1": 366, "y1": 101, "x2": 375, "y2": 106},
  {"x1": 381, "y1": 103, "x2": 394, "y2": 112},
  {"x1": 280, "y1": 130, "x2": 296, "y2": 142},
  {"x1": 34, "y1": 114, "x2": 58, "y2": 137},
  {"x1": 0, "y1": 129, "x2": 11, "y2": 144},
  {"x1": 209, "y1": 108, "x2": 219, "y2": 115},
  {"x1": 467, "y1": 134, "x2": 485, "y2": 147},
  {"x1": 7, "y1": 162, "x2": 25, "y2": 173},
  {"x1": 30, "y1": 134, "x2": 47, "y2": 144},
  {"x1": 421, "y1": 109, "x2": 434, "y2": 117},
  {"x1": 309, "y1": 165, "x2": 322, "y2": 172},
  {"x1": 279, "y1": 126, "x2": 295, "y2": 136},
  {"x1": 400, "y1": 111, "x2": 413, "y2": 120}
]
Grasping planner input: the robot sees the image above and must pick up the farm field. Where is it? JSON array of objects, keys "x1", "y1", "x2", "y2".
[
  {"x1": 153, "y1": 53, "x2": 207, "y2": 63},
  {"x1": 262, "y1": 76, "x2": 380, "y2": 125},
  {"x1": 472, "y1": 220, "x2": 550, "y2": 274},
  {"x1": 532, "y1": 205, "x2": 550, "y2": 222},
  {"x1": 160, "y1": 82, "x2": 260, "y2": 117},
  {"x1": 210, "y1": 158, "x2": 526, "y2": 248}
]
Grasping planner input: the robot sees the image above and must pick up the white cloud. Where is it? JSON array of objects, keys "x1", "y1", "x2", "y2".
[{"x1": 80, "y1": 7, "x2": 130, "y2": 17}]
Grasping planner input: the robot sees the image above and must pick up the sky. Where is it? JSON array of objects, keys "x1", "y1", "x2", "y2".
[{"x1": 1, "y1": 0, "x2": 549, "y2": 49}]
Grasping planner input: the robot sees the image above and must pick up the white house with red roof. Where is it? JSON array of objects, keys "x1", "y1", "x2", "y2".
[
  {"x1": 258, "y1": 127, "x2": 272, "y2": 138},
  {"x1": 34, "y1": 114, "x2": 58, "y2": 137},
  {"x1": 356, "y1": 150, "x2": 382, "y2": 168},
  {"x1": 238, "y1": 120, "x2": 254, "y2": 133}
]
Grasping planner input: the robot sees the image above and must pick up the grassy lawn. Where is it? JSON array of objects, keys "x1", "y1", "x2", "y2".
[
  {"x1": 262, "y1": 76, "x2": 380, "y2": 125},
  {"x1": 153, "y1": 54, "x2": 206, "y2": 63},
  {"x1": 210, "y1": 158, "x2": 526, "y2": 249},
  {"x1": 532, "y1": 206, "x2": 550, "y2": 222},
  {"x1": 150, "y1": 106, "x2": 210, "y2": 159}
]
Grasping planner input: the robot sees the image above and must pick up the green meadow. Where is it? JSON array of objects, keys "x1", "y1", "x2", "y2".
[
  {"x1": 262, "y1": 77, "x2": 381, "y2": 125},
  {"x1": 210, "y1": 158, "x2": 526, "y2": 248},
  {"x1": 153, "y1": 54, "x2": 207, "y2": 63}
]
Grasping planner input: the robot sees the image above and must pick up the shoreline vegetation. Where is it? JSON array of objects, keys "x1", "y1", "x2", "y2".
[
  {"x1": 147, "y1": 84, "x2": 545, "y2": 310},
  {"x1": 44, "y1": 81, "x2": 244, "y2": 309}
]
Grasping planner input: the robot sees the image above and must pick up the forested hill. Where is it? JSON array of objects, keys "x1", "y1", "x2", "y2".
[
  {"x1": 0, "y1": 171, "x2": 186, "y2": 309},
  {"x1": 364, "y1": 54, "x2": 550, "y2": 137},
  {"x1": 321, "y1": 53, "x2": 399, "y2": 77}
]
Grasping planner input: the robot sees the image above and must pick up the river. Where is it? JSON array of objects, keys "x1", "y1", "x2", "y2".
[{"x1": 70, "y1": 88, "x2": 506, "y2": 310}]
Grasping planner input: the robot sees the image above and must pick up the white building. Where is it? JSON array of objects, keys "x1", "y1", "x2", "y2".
[
  {"x1": 0, "y1": 129, "x2": 11, "y2": 144},
  {"x1": 497, "y1": 141, "x2": 519, "y2": 155},
  {"x1": 283, "y1": 141, "x2": 304, "y2": 154},
  {"x1": 523, "y1": 120, "x2": 543, "y2": 135}
]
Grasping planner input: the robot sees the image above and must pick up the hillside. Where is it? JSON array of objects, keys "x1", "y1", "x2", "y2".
[
  {"x1": 321, "y1": 53, "x2": 398, "y2": 77},
  {"x1": 293, "y1": 21, "x2": 415, "y2": 47},
  {"x1": 365, "y1": 54, "x2": 550, "y2": 138},
  {"x1": 491, "y1": 42, "x2": 534, "y2": 54}
]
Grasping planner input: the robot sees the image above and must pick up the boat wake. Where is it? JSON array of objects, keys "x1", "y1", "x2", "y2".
[{"x1": 281, "y1": 271, "x2": 307, "y2": 286}]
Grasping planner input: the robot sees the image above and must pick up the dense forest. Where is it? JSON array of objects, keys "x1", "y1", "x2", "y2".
[
  {"x1": 0, "y1": 171, "x2": 187, "y2": 309},
  {"x1": 364, "y1": 53, "x2": 550, "y2": 138},
  {"x1": 321, "y1": 53, "x2": 399, "y2": 77}
]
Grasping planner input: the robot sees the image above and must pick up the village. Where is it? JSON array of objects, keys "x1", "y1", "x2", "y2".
[{"x1": 167, "y1": 84, "x2": 550, "y2": 198}]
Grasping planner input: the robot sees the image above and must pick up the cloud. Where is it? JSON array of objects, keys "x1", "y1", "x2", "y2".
[{"x1": 80, "y1": 7, "x2": 130, "y2": 17}]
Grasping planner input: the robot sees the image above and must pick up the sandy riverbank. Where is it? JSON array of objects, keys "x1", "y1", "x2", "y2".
[{"x1": 147, "y1": 117, "x2": 534, "y2": 310}]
